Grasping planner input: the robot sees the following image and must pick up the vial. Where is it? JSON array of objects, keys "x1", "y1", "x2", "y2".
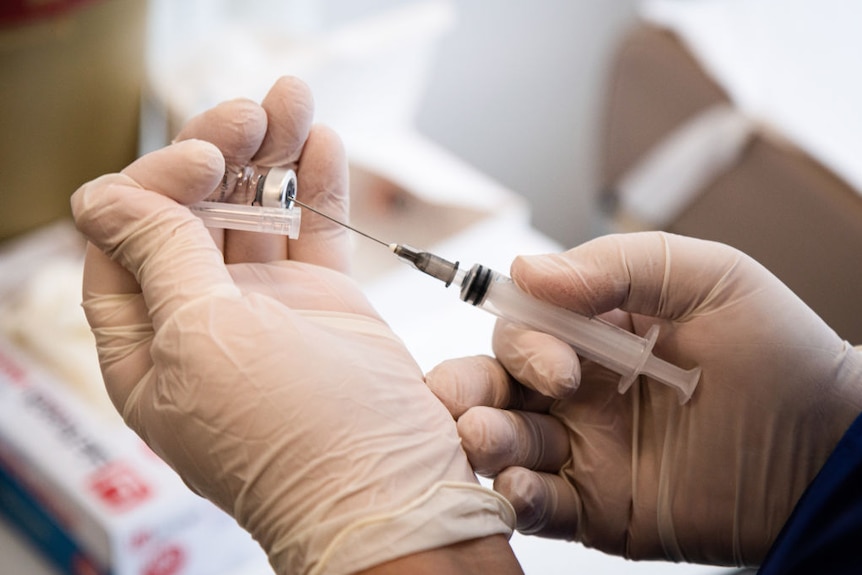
[
  {"x1": 190, "y1": 164, "x2": 302, "y2": 238},
  {"x1": 211, "y1": 165, "x2": 297, "y2": 209}
]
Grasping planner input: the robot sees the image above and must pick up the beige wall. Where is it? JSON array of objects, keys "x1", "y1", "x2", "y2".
[{"x1": 0, "y1": 0, "x2": 147, "y2": 241}]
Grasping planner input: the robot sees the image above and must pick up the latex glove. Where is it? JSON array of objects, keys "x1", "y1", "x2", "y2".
[
  {"x1": 71, "y1": 77, "x2": 513, "y2": 575},
  {"x1": 426, "y1": 232, "x2": 862, "y2": 567}
]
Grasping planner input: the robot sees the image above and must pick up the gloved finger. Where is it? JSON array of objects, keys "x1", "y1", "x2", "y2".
[
  {"x1": 252, "y1": 75, "x2": 314, "y2": 166},
  {"x1": 72, "y1": 139, "x2": 240, "y2": 333},
  {"x1": 82, "y1": 244, "x2": 153, "y2": 413},
  {"x1": 493, "y1": 466, "x2": 580, "y2": 539},
  {"x1": 174, "y1": 96, "x2": 266, "y2": 254},
  {"x1": 81, "y1": 243, "x2": 154, "y2": 412},
  {"x1": 492, "y1": 319, "x2": 581, "y2": 398},
  {"x1": 83, "y1": 241, "x2": 140, "y2": 298},
  {"x1": 425, "y1": 355, "x2": 553, "y2": 419},
  {"x1": 287, "y1": 124, "x2": 351, "y2": 272},
  {"x1": 174, "y1": 98, "x2": 267, "y2": 175},
  {"x1": 510, "y1": 231, "x2": 741, "y2": 320},
  {"x1": 222, "y1": 77, "x2": 315, "y2": 264},
  {"x1": 457, "y1": 406, "x2": 570, "y2": 476}
]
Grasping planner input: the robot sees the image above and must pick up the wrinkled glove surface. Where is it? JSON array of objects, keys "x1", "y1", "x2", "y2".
[
  {"x1": 72, "y1": 77, "x2": 512, "y2": 575},
  {"x1": 427, "y1": 232, "x2": 862, "y2": 566}
]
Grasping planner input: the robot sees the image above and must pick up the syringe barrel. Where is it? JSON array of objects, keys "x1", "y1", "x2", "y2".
[{"x1": 460, "y1": 265, "x2": 700, "y2": 403}]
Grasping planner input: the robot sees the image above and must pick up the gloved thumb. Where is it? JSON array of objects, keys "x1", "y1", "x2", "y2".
[
  {"x1": 510, "y1": 232, "x2": 738, "y2": 321},
  {"x1": 72, "y1": 139, "x2": 240, "y2": 332}
]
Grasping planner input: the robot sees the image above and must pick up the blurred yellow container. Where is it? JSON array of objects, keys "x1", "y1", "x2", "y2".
[{"x1": 0, "y1": 0, "x2": 147, "y2": 242}]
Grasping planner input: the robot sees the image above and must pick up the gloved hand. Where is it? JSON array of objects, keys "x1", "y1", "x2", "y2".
[
  {"x1": 426, "y1": 232, "x2": 862, "y2": 567},
  {"x1": 71, "y1": 77, "x2": 513, "y2": 575}
]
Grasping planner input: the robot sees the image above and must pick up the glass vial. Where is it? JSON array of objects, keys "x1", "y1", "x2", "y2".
[
  {"x1": 209, "y1": 165, "x2": 297, "y2": 209},
  {"x1": 190, "y1": 164, "x2": 302, "y2": 238}
]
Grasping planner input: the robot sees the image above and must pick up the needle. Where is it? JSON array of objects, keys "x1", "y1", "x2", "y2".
[
  {"x1": 291, "y1": 196, "x2": 701, "y2": 402},
  {"x1": 288, "y1": 198, "x2": 459, "y2": 284},
  {"x1": 290, "y1": 197, "x2": 391, "y2": 248}
]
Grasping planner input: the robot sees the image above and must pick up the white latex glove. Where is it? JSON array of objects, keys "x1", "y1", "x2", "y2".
[
  {"x1": 71, "y1": 77, "x2": 513, "y2": 575},
  {"x1": 426, "y1": 232, "x2": 862, "y2": 567}
]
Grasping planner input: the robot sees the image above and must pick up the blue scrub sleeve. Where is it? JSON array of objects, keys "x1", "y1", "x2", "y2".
[{"x1": 758, "y1": 412, "x2": 862, "y2": 574}]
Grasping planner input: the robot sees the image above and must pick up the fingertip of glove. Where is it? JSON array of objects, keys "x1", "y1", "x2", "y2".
[
  {"x1": 510, "y1": 253, "x2": 575, "y2": 301},
  {"x1": 493, "y1": 322, "x2": 580, "y2": 399},
  {"x1": 456, "y1": 406, "x2": 518, "y2": 476},
  {"x1": 70, "y1": 173, "x2": 136, "y2": 237},
  {"x1": 424, "y1": 359, "x2": 466, "y2": 417},
  {"x1": 538, "y1": 350, "x2": 581, "y2": 399},
  {"x1": 271, "y1": 75, "x2": 315, "y2": 111},
  {"x1": 494, "y1": 467, "x2": 535, "y2": 503},
  {"x1": 170, "y1": 139, "x2": 226, "y2": 178},
  {"x1": 510, "y1": 254, "x2": 542, "y2": 282},
  {"x1": 493, "y1": 467, "x2": 548, "y2": 533},
  {"x1": 512, "y1": 250, "x2": 568, "y2": 272}
]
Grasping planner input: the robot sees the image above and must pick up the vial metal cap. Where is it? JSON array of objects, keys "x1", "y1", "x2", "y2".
[{"x1": 258, "y1": 167, "x2": 298, "y2": 209}]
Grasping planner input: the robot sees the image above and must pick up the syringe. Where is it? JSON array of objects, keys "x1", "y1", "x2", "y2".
[
  {"x1": 204, "y1": 181, "x2": 702, "y2": 403},
  {"x1": 389, "y1": 244, "x2": 701, "y2": 404}
]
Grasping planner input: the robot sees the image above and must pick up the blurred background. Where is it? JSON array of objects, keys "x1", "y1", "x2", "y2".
[
  {"x1": 416, "y1": 0, "x2": 639, "y2": 246},
  {"x1": 1, "y1": 0, "x2": 637, "y2": 247},
  {"x1": 1, "y1": 0, "x2": 859, "y2": 573}
]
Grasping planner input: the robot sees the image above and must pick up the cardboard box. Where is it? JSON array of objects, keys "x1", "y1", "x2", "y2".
[
  {"x1": 0, "y1": 337, "x2": 268, "y2": 575},
  {"x1": 0, "y1": 0, "x2": 146, "y2": 242},
  {"x1": 600, "y1": 24, "x2": 862, "y2": 344}
]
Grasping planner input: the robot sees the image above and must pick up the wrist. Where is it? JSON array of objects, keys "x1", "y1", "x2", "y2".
[
  {"x1": 269, "y1": 482, "x2": 515, "y2": 575},
  {"x1": 354, "y1": 535, "x2": 522, "y2": 575}
]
